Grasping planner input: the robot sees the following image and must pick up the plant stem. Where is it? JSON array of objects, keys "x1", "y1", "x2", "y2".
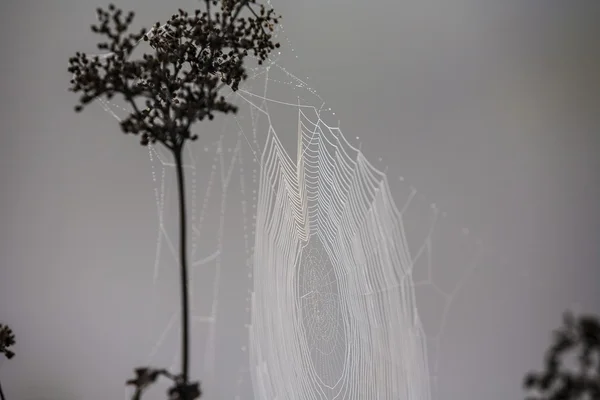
[
  {"x1": 0, "y1": 378, "x2": 6, "y2": 400},
  {"x1": 174, "y1": 144, "x2": 190, "y2": 383}
]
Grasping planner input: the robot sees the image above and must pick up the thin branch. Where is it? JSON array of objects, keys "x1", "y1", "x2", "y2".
[{"x1": 0, "y1": 379, "x2": 5, "y2": 400}]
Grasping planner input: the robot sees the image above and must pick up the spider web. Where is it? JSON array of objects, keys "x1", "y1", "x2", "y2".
[{"x1": 84, "y1": 7, "x2": 483, "y2": 400}]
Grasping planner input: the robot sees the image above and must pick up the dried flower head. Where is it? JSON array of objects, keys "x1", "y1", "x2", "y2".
[
  {"x1": 0, "y1": 324, "x2": 15, "y2": 360},
  {"x1": 68, "y1": 0, "x2": 281, "y2": 151}
]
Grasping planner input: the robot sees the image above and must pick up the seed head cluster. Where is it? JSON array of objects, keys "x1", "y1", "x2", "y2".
[{"x1": 68, "y1": 0, "x2": 281, "y2": 151}]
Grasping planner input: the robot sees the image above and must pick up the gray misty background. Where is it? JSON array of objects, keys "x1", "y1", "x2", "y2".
[{"x1": 1, "y1": 0, "x2": 599, "y2": 399}]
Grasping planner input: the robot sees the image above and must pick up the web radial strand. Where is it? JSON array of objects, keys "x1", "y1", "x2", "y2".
[{"x1": 249, "y1": 107, "x2": 432, "y2": 400}]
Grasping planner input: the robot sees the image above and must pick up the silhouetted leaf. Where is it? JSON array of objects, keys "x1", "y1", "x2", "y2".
[{"x1": 168, "y1": 381, "x2": 201, "y2": 400}]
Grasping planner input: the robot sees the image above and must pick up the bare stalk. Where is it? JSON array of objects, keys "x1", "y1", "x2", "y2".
[{"x1": 174, "y1": 144, "x2": 190, "y2": 383}]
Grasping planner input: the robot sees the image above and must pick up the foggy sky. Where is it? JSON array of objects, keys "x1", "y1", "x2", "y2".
[{"x1": 1, "y1": 0, "x2": 599, "y2": 399}]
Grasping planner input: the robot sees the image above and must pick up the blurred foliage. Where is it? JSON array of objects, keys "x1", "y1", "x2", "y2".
[
  {"x1": 524, "y1": 312, "x2": 600, "y2": 400},
  {"x1": 0, "y1": 323, "x2": 15, "y2": 400},
  {"x1": 0, "y1": 324, "x2": 15, "y2": 360}
]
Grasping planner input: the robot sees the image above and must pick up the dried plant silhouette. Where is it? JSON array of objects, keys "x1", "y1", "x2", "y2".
[
  {"x1": 524, "y1": 311, "x2": 600, "y2": 400},
  {"x1": 67, "y1": 1, "x2": 280, "y2": 398},
  {"x1": 0, "y1": 323, "x2": 16, "y2": 400}
]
